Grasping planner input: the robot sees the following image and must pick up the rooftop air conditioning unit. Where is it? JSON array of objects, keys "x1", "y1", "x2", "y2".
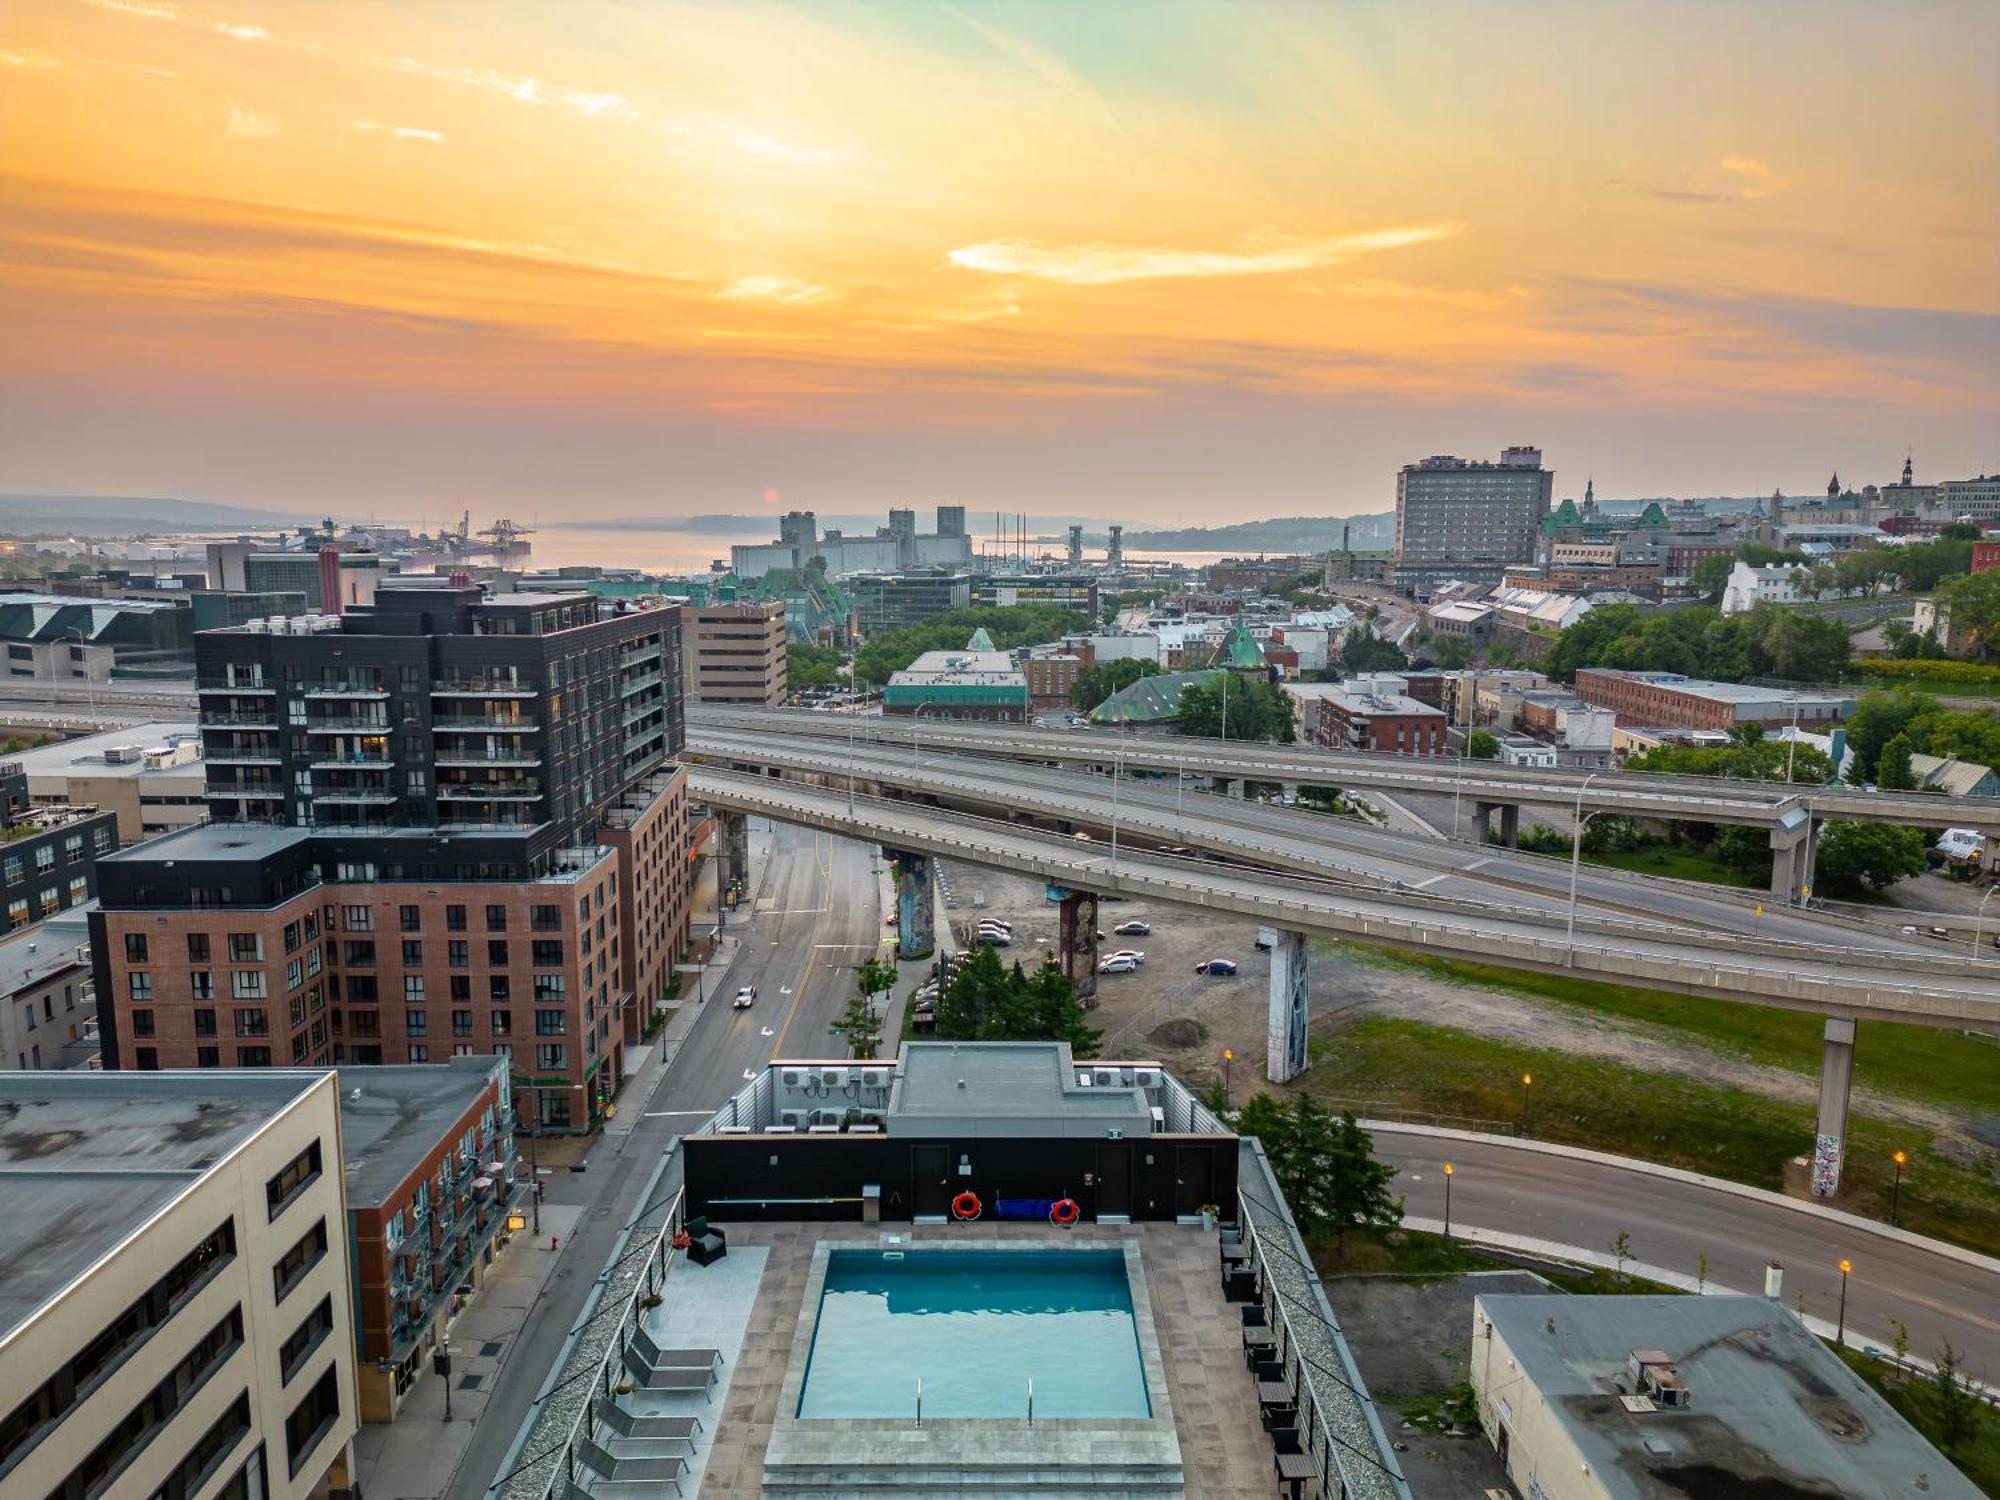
[
  {"x1": 1134, "y1": 1068, "x2": 1159, "y2": 1087},
  {"x1": 781, "y1": 1069, "x2": 806, "y2": 1087},
  {"x1": 1093, "y1": 1069, "x2": 1117, "y2": 1087},
  {"x1": 859, "y1": 1067, "x2": 892, "y2": 1089},
  {"x1": 808, "y1": 1124, "x2": 842, "y2": 1135},
  {"x1": 102, "y1": 746, "x2": 141, "y2": 765},
  {"x1": 716, "y1": 1124, "x2": 752, "y2": 1135},
  {"x1": 779, "y1": 1109, "x2": 811, "y2": 1128},
  {"x1": 820, "y1": 1068, "x2": 848, "y2": 1089}
]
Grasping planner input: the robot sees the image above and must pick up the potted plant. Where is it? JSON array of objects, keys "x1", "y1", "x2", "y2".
[{"x1": 1198, "y1": 1202, "x2": 1221, "y2": 1232}]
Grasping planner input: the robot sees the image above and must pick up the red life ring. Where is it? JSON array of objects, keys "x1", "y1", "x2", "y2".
[
  {"x1": 951, "y1": 1191, "x2": 982, "y2": 1221},
  {"x1": 1050, "y1": 1198, "x2": 1079, "y2": 1227}
]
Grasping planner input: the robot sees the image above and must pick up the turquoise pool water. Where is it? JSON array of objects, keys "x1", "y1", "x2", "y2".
[{"x1": 797, "y1": 1248, "x2": 1150, "y2": 1419}]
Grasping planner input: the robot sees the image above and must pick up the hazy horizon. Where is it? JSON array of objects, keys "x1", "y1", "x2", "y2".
[{"x1": 3, "y1": 1, "x2": 1994, "y2": 520}]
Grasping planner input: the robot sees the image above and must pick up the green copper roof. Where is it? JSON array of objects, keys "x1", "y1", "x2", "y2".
[
  {"x1": 1089, "y1": 668, "x2": 1224, "y2": 725},
  {"x1": 1219, "y1": 624, "x2": 1267, "y2": 670},
  {"x1": 1635, "y1": 501, "x2": 1669, "y2": 528},
  {"x1": 966, "y1": 626, "x2": 997, "y2": 651}
]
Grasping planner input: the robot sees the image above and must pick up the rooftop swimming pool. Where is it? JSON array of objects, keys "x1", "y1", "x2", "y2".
[{"x1": 797, "y1": 1247, "x2": 1151, "y2": 1420}]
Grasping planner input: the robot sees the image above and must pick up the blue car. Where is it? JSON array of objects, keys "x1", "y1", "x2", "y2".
[{"x1": 1194, "y1": 959, "x2": 1239, "y2": 977}]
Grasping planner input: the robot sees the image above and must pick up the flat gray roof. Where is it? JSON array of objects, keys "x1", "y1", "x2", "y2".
[
  {"x1": 0, "y1": 920, "x2": 91, "y2": 999},
  {"x1": 338, "y1": 1059, "x2": 505, "y2": 1207},
  {"x1": 1478, "y1": 1293, "x2": 1981, "y2": 1499},
  {"x1": 99, "y1": 821, "x2": 315, "y2": 865},
  {"x1": 889, "y1": 1041, "x2": 1150, "y2": 1135},
  {"x1": 0, "y1": 1070, "x2": 323, "y2": 1343},
  {"x1": 11, "y1": 723, "x2": 203, "y2": 781}
]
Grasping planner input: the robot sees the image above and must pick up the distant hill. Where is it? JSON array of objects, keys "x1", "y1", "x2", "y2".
[
  {"x1": 0, "y1": 494, "x2": 322, "y2": 535},
  {"x1": 1121, "y1": 512, "x2": 1393, "y2": 554}
]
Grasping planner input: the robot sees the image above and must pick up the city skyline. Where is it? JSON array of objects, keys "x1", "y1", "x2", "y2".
[{"x1": 2, "y1": 0, "x2": 1996, "y2": 520}]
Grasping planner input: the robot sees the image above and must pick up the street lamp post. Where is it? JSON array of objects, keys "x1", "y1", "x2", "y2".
[
  {"x1": 1451, "y1": 751, "x2": 1467, "y2": 843},
  {"x1": 1111, "y1": 742, "x2": 1125, "y2": 873},
  {"x1": 1974, "y1": 884, "x2": 2000, "y2": 958},
  {"x1": 1836, "y1": 1258, "x2": 1851, "y2": 1346},
  {"x1": 1442, "y1": 1162, "x2": 1454, "y2": 1242},
  {"x1": 1563, "y1": 773, "x2": 1602, "y2": 964},
  {"x1": 64, "y1": 627, "x2": 97, "y2": 718},
  {"x1": 1222, "y1": 1047, "x2": 1233, "y2": 1100},
  {"x1": 1890, "y1": 1150, "x2": 1906, "y2": 1225},
  {"x1": 847, "y1": 715, "x2": 858, "y2": 813},
  {"x1": 1520, "y1": 1072, "x2": 1533, "y2": 1137}
]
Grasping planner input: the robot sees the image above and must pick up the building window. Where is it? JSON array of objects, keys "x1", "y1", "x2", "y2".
[
  {"x1": 490, "y1": 1010, "x2": 512, "y2": 1036},
  {"x1": 489, "y1": 976, "x2": 510, "y2": 1001},
  {"x1": 284, "y1": 920, "x2": 301, "y2": 953},
  {"x1": 485, "y1": 904, "x2": 508, "y2": 931},
  {"x1": 130, "y1": 1010, "x2": 155, "y2": 1038},
  {"x1": 448, "y1": 939, "x2": 469, "y2": 968},
  {"x1": 232, "y1": 971, "x2": 267, "y2": 1000},
  {"x1": 237, "y1": 1045, "x2": 271, "y2": 1066},
  {"x1": 162, "y1": 1392, "x2": 252, "y2": 1499},
  {"x1": 279, "y1": 1296, "x2": 334, "y2": 1386},
  {"x1": 128, "y1": 971, "x2": 152, "y2": 1000},
  {"x1": 408, "y1": 1043, "x2": 429, "y2": 1062},
  {"x1": 123, "y1": 933, "x2": 148, "y2": 964},
  {"x1": 404, "y1": 975, "x2": 425, "y2": 1001},
  {"x1": 197, "y1": 1045, "x2": 220, "y2": 1067},
  {"x1": 234, "y1": 1008, "x2": 269, "y2": 1037},
  {"x1": 532, "y1": 939, "x2": 563, "y2": 966},
  {"x1": 191, "y1": 970, "x2": 214, "y2": 999},
  {"x1": 342, "y1": 904, "x2": 373, "y2": 931},
  {"x1": 227, "y1": 932, "x2": 262, "y2": 962},
  {"x1": 535, "y1": 1044, "x2": 566, "y2": 1070},
  {"x1": 452, "y1": 1009, "x2": 473, "y2": 1036},
  {"x1": 273, "y1": 1218, "x2": 328, "y2": 1304},
  {"x1": 284, "y1": 1365, "x2": 341, "y2": 1478},
  {"x1": 533, "y1": 974, "x2": 565, "y2": 1001},
  {"x1": 401, "y1": 939, "x2": 423, "y2": 966},
  {"x1": 531, "y1": 903, "x2": 561, "y2": 931},
  {"x1": 266, "y1": 1140, "x2": 323, "y2": 1221},
  {"x1": 344, "y1": 940, "x2": 376, "y2": 967},
  {"x1": 286, "y1": 958, "x2": 304, "y2": 990},
  {"x1": 487, "y1": 939, "x2": 509, "y2": 966},
  {"x1": 446, "y1": 904, "x2": 467, "y2": 931},
  {"x1": 135, "y1": 1047, "x2": 158, "y2": 1069},
  {"x1": 399, "y1": 904, "x2": 422, "y2": 932},
  {"x1": 406, "y1": 1009, "x2": 427, "y2": 1036},
  {"x1": 450, "y1": 975, "x2": 470, "y2": 1001},
  {"x1": 534, "y1": 1009, "x2": 566, "y2": 1036}
]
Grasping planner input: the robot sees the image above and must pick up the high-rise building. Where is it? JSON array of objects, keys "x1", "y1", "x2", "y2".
[
  {"x1": 1393, "y1": 446, "x2": 1554, "y2": 591},
  {"x1": 0, "y1": 1068, "x2": 360, "y2": 1500},
  {"x1": 683, "y1": 599, "x2": 789, "y2": 705},
  {"x1": 89, "y1": 582, "x2": 692, "y2": 1131}
]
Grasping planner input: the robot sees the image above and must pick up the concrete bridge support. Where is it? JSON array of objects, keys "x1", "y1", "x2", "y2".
[
  {"x1": 1055, "y1": 887, "x2": 1100, "y2": 1005},
  {"x1": 1265, "y1": 928, "x2": 1310, "y2": 1083},
  {"x1": 1770, "y1": 806, "x2": 1812, "y2": 905},
  {"x1": 714, "y1": 810, "x2": 750, "y2": 901},
  {"x1": 1474, "y1": 802, "x2": 1520, "y2": 848},
  {"x1": 1812, "y1": 1016, "x2": 1857, "y2": 1197},
  {"x1": 883, "y1": 847, "x2": 935, "y2": 961}
]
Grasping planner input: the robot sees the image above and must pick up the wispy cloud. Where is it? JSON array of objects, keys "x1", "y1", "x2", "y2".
[
  {"x1": 2, "y1": 48, "x2": 67, "y2": 70},
  {"x1": 354, "y1": 119, "x2": 445, "y2": 144},
  {"x1": 77, "y1": 0, "x2": 179, "y2": 18},
  {"x1": 948, "y1": 224, "x2": 1462, "y2": 285},
  {"x1": 716, "y1": 276, "x2": 838, "y2": 306},
  {"x1": 224, "y1": 100, "x2": 277, "y2": 137},
  {"x1": 212, "y1": 21, "x2": 269, "y2": 41},
  {"x1": 1651, "y1": 156, "x2": 1784, "y2": 207}
]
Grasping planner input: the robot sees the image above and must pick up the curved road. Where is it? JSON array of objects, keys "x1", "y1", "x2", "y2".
[{"x1": 1375, "y1": 1126, "x2": 2000, "y2": 1375}]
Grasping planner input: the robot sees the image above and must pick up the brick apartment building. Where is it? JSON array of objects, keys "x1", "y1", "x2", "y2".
[
  {"x1": 682, "y1": 598, "x2": 788, "y2": 705},
  {"x1": 89, "y1": 582, "x2": 691, "y2": 1133},
  {"x1": 1573, "y1": 668, "x2": 1853, "y2": 733},
  {"x1": 1023, "y1": 653, "x2": 1082, "y2": 707},
  {"x1": 1315, "y1": 683, "x2": 1448, "y2": 755}
]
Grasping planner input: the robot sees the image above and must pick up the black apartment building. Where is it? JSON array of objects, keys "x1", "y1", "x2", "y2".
[
  {"x1": 89, "y1": 584, "x2": 692, "y2": 1120},
  {"x1": 0, "y1": 760, "x2": 118, "y2": 932}
]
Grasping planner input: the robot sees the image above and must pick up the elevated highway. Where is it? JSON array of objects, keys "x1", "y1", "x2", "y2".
[
  {"x1": 687, "y1": 726, "x2": 1930, "y2": 954},
  {"x1": 689, "y1": 705, "x2": 2000, "y2": 835}
]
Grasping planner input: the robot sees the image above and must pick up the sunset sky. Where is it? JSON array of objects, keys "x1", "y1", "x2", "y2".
[{"x1": 2, "y1": 0, "x2": 1995, "y2": 525}]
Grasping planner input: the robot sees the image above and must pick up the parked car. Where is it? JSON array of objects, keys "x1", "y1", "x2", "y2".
[
  {"x1": 977, "y1": 918, "x2": 1013, "y2": 933},
  {"x1": 1096, "y1": 955, "x2": 1138, "y2": 975},
  {"x1": 1072, "y1": 830, "x2": 1093, "y2": 841},
  {"x1": 977, "y1": 930, "x2": 1013, "y2": 947},
  {"x1": 732, "y1": 986, "x2": 757, "y2": 1009},
  {"x1": 1107, "y1": 948, "x2": 1146, "y2": 966},
  {"x1": 1113, "y1": 920, "x2": 1151, "y2": 936},
  {"x1": 1194, "y1": 959, "x2": 1239, "y2": 977}
]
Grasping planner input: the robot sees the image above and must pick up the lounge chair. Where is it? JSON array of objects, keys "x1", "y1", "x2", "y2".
[
  {"x1": 621, "y1": 1345, "x2": 718, "y2": 1394},
  {"x1": 574, "y1": 1437, "x2": 686, "y2": 1494},
  {"x1": 594, "y1": 1398, "x2": 701, "y2": 1446},
  {"x1": 630, "y1": 1327, "x2": 721, "y2": 1372}
]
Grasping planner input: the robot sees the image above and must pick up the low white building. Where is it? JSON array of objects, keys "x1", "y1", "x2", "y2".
[
  {"x1": 1496, "y1": 734, "x2": 1557, "y2": 767},
  {"x1": 1721, "y1": 560, "x2": 1808, "y2": 614},
  {"x1": 1488, "y1": 586, "x2": 1593, "y2": 631}
]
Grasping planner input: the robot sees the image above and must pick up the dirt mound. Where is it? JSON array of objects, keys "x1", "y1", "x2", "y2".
[{"x1": 1148, "y1": 1017, "x2": 1209, "y2": 1049}]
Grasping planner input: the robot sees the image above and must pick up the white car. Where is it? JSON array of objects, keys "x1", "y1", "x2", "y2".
[
  {"x1": 1107, "y1": 949, "x2": 1146, "y2": 966},
  {"x1": 976, "y1": 929, "x2": 1013, "y2": 947},
  {"x1": 731, "y1": 986, "x2": 756, "y2": 1009},
  {"x1": 1113, "y1": 920, "x2": 1151, "y2": 937},
  {"x1": 1096, "y1": 955, "x2": 1138, "y2": 975},
  {"x1": 977, "y1": 918, "x2": 1013, "y2": 934}
]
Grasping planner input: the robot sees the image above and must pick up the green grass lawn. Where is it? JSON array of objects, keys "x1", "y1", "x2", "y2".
[
  {"x1": 1303, "y1": 1017, "x2": 2000, "y2": 1259},
  {"x1": 1328, "y1": 941, "x2": 2000, "y2": 1119},
  {"x1": 1837, "y1": 1348, "x2": 2000, "y2": 1495},
  {"x1": 1586, "y1": 845, "x2": 1758, "y2": 887}
]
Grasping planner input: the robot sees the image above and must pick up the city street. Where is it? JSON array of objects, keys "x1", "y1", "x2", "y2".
[{"x1": 448, "y1": 818, "x2": 886, "y2": 1500}]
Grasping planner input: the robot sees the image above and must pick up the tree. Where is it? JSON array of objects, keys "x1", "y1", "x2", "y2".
[
  {"x1": 932, "y1": 945, "x2": 1099, "y2": 1056},
  {"x1": 1175, "y1": 675, "x2": 1296, "y2": 743},
  {"x1": 787, "y1": 641, "x2": 847, "y2": 691},
  {"x1": 851, "y1": 604, "x2": 1089, "y2": 686},
  {"x1": 1939, "y1": 520, "x2": 1983, "y2": 542},
  {"x1": 1340, "y1": 625, "x2": 1408, "y2": 675},
  {"x1": 1421, "y1": 633, "x2": 1471, "y2": 670},
  {"x1": 1932, "y1": 1340, "x2": 1980, "y2": 1452},
  {"x1": 1844, "y1": 690, "x2": 1930, "y2": 781},
  {"x1": 1467, "y1": 729, "x2": 1500, "y2": 760},
  {"x1": 1069, "y1": 657, "x2": 1158, "y2": 712},
  {"x1": 1933, "y1": 569, "x2": 2000, "y2": 660},
  {"x1": 1876, "y1": 732, "x2": 1918, "y2": 790},
  {"x1": 1814, "y1": 822, "x2": 1927, "y2": 896},
  {"x1": 1690, "y1": 554, "x2": 1735, "y2": 602},
  {"x1": 829, "y1": 956, "x2": 898, "y2": 1060},
  {"x1": 1234, "y1": 1094, "x2": 1401, "y2": 1251},
  {"x1": 1625, "y1": 739, "x2": 1832, "y2": 785},
  {"x1": 1324, "y1": 1108, "x2": 1402, "y2": 1253}
]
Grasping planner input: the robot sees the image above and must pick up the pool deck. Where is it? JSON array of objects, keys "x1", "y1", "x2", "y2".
[{"x1": 660, "y1": 1220, "x2": 1278, "y2": 1498}]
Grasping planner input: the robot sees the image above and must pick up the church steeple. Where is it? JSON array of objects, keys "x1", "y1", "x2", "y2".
[
  {"x1": 1903, "y1": 453, "x2": 1914, "y2": 487},
  {"x1": 1828, "y1": 472, "x2": 1841, "y2": 498}
]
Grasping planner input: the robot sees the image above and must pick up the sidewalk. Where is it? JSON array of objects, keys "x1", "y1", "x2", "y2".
[
  {"x1": 351, "y1": 1204, "x2": 583, "y2": 1499},
  {"x1": 353, "y1": 937, "x2": 744, "y2": 1499}
]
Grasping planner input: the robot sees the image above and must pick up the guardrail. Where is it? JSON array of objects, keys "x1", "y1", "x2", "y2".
[
  {"x1": 489, "y1": 1186, "x2": 686, "y2": 1500},
  {"x1": 690, "y1": 770, "x2": 2000, "y2": 1025}
]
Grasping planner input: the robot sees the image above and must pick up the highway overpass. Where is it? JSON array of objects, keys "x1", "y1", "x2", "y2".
[{"x1": 689, "y1": 705, "x2": 2000, "y2": 836}]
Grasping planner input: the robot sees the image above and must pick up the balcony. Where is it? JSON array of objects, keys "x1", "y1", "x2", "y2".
[
  {"x1": 304, "y1": 716, "x2": 391, "y2": 733},
  {"x1": 201, "y1": 710, "x2": 277, "y2": 728},
  {"x1": 619, "y1": 670, "x2": 663, "y2": 698},
  {"x1": 437, "y1": 782, "x2": 542, "y2": 802},
  {"x1": 208, "y1": 785, "x2": 284, "y2": 801},
  {"x1": 435, "y1": 813, "x2": 548, "y2": 832},
  {"x1": 197, "y1": 679, "x2": 275, "y2": 695},
  {"x1": 621, "y1": 700, "x2": 663, "y2": 727},
  {"x1": 435, "y1": 751, "x2": 541, "y2": 767},
  {"x1": 432, "y1": 680, "x2": 538, "y2": 698},
  {"x1": 433, "y1": 716, "x2": 541, "y2": 733},
  {"x1": 315, "y1": 788, "x2": 398, "y2": 806},
  {"x1": 303, "y1": 683, "x2": 389, "y2": 699},
  {"x1": 205, "y1": 747, "x2": 283, "y2": 766},
  {"x1": 310, "y1": 753, "x2": 395, "y2": 769}
]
